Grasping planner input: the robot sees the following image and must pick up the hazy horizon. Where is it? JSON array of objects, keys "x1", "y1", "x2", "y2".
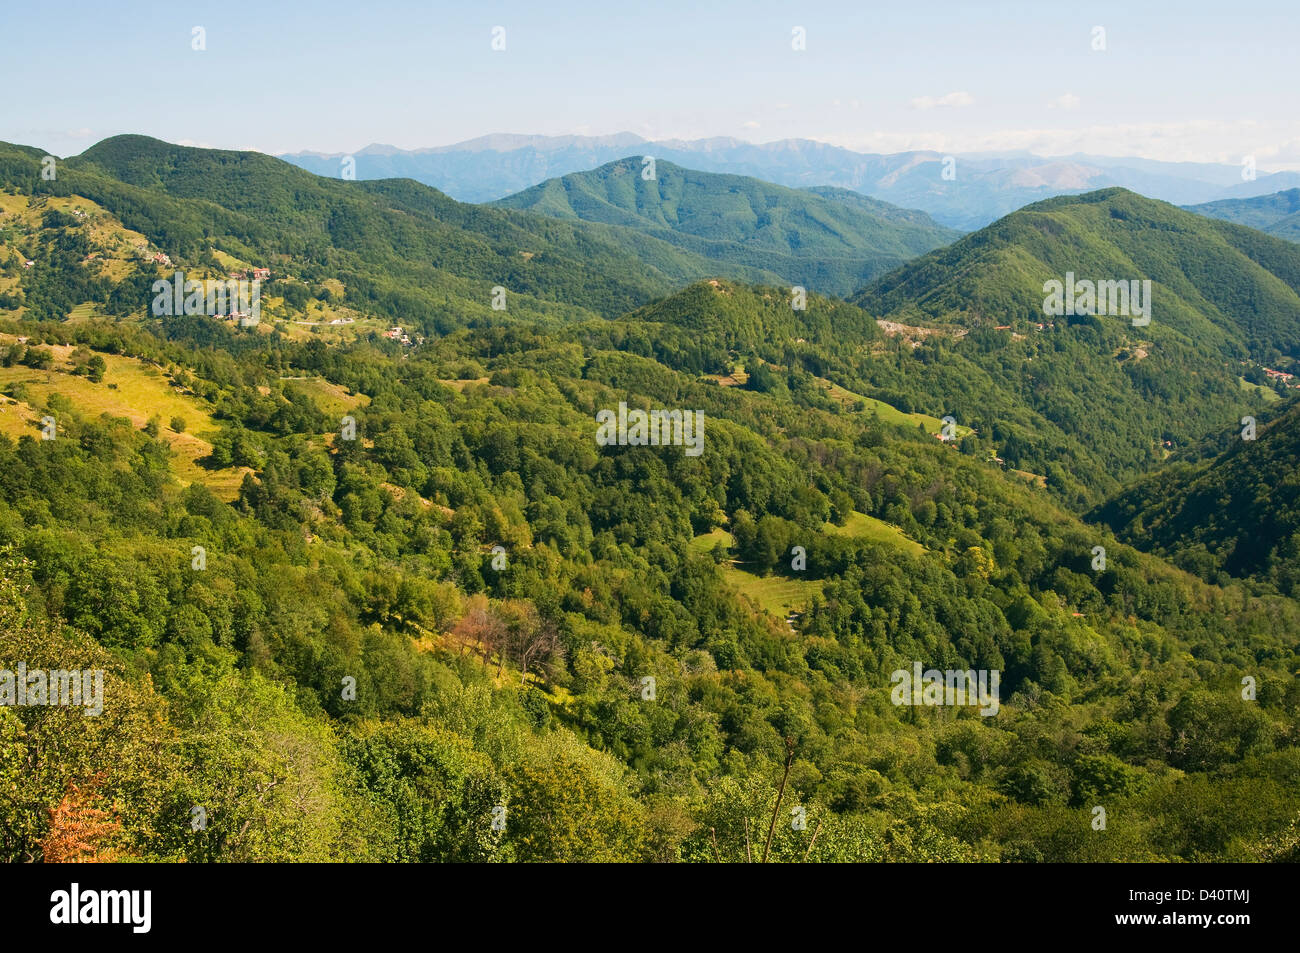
[{"x1": 5, "y1": 0, "x2": 1299, "y2": 171}]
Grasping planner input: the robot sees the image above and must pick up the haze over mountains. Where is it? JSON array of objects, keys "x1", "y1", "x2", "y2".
[{"x1": 280, "y1": 133, "x2": 1300, "y2": 230}]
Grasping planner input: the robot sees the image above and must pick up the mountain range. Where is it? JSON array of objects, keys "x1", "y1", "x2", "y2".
[
  {"x1": 280, "y1": 133, "x2": 1300, "y2": 230},
  {"x1": 3, "y1": 133, "x2": 1300, "y2": 864}
]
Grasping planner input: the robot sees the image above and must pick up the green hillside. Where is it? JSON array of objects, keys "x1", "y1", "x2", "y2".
[
  {"x1": 849, "y1": 188, "x2": 1300, "y2": 504},
  {"x1": 2, "y1": 139, "x2": 1299, "y2": 865},
  {"x1": 1092, "y1": 399, "x2": 1300, "y2": 596},
  {"x1": 1186, "y1": 188, "x2": 1300, "y2": 242},
  {"x1": 5, "y1": 136, "x2": 696, "y2": 325},
  {"x1": 493, "y1": 158, "x2": 960, "y2": 296}
]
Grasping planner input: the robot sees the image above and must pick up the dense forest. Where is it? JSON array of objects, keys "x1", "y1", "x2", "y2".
[
  {"x1": 1, "y1": 139, "x2": 1298, "y2": 863},
  {"x1": 492, "y1": 157, "x2": 960, "y2": 296},
  {"x1": 1093, "y1": 400, "x2": 1300, "y2": 598}
]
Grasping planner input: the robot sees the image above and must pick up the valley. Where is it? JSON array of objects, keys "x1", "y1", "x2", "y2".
[{"x1": 1, "y1": 133, "x2": 1299, "y2": 867}]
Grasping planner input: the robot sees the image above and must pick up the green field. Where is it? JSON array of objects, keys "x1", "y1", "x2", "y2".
[
  {"x1": 1239, "y1": 376, "x2": 1282, "y2": 402},
  {"x1": 824, "y1": 510, "x2": 924, "y2": 555},
  {"x1": 286, "y1": 376, "x2": 370, "y2": 419},
  {"x1": 690, "y1": 510, "x2": 922, "y2": 620},
  {"x1": 815, "y1": 376, "x2": 974, "y2": 436},
  {"x1": 0, "y1": 339, "x2": 250, "y2": 499}
]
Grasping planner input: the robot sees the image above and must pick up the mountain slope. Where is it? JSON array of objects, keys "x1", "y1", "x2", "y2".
[
  {"x1": 856, "y1": 188, "x2": 1300, "y2": 352},
  {"x1": 491, "y1": 158, "x2": 959, "y2": 297},
  {"x1": 1091, "y1": 400, "x2": 1300, "y2": 595},
  {"x1": 1185, "y1": 189, "x2": 1300, "y2": 242},
  {"x1": 63, "y1": 135, "x2": 700, "y2": 319},
  {"x1": 70, "y1": 136, "x2": 927, "y2": 309},
  {"x1": 10, "y1": 140, "x2": 1297, "y2": 510},
  {"x1": 5, "y1": 138, "x2": 1300, "y2": 865},
  {"x1": 842, "y1": 189, "x2": 1300, "y2": 502}
]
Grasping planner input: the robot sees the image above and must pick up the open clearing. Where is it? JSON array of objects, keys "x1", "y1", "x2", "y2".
[
  {"x1": 690, "y1": 510, "x2": 922, "y2": 620},
  {"x1": 815, "y1": 376, "x2": 973, "y2": 437},
  {"x1": 0, "y1": 337, "x2": 250, "y2": 499}
]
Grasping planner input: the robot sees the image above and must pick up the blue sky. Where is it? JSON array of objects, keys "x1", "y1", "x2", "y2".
[{"x1": 4, "y1": 0, "x2": 1298, "y2": 168}]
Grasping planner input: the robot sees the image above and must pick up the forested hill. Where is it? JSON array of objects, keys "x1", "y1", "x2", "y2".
[
  {"x1": 8, "y1": 136, "x2": 758, "y2": 323},
  {"x1": 1, "y1": 137, "x2": 1299, "y2": 864},
  {"x1": 5, "y1": 138, "x2": 1296, "y2": 508},
  {"x1": 1185, "y1": 189, "x2": 1300, "y2": 243},
  {"x1": 841, "y1": 188, "x2": 1300, "y2": 503},
  {"x1": 855, "y1": 188, "x2": 1300, "y2": 357},
  {"x1": 492, "y1": 157, "x2": 960, "y2": 296},
  {"x1": 1091, "y1": 400, "x2": 1300, "y2": 596}
]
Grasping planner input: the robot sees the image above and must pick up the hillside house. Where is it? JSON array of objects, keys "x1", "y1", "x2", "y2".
[{"x1": 252, "y1": 267, "x2": 271, "y2": 281}]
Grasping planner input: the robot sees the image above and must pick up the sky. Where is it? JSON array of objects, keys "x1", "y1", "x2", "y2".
[{"x1": 3, "y1": 0, "x2": 1298, "y2": 169}]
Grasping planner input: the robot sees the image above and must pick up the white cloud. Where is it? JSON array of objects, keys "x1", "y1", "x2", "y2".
[
  {"x1": 1048, "y1": 93, "x2": 1081, "y2": 110},
  {"x1": 910, "y1": 91, "x2": 974, "y2": 110},
  {"x1": 742, "y1": 120, "x2": 761, "y2": 129}
]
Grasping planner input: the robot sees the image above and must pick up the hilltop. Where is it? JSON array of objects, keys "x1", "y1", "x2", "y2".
[
  {"x1": 493, "y1": 158, "x2": 959, "y2": 296},
  {"x1": 848, "y1": 188, "x2": 1300, "y2": 501}
]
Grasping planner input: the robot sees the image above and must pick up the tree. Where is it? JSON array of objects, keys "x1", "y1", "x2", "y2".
[
  {"x1": 39, "y1": 776, "x2": 124, "y2": 863},
  {"x1": 0, "y1": 555, "x2": 177, "y2": 862},
  {"x1": 502, "y1": 736, "x2": 649, "y2": 862},
  {"x1": 495, "y1": 600, "x2": 561, "y2": 684}
]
